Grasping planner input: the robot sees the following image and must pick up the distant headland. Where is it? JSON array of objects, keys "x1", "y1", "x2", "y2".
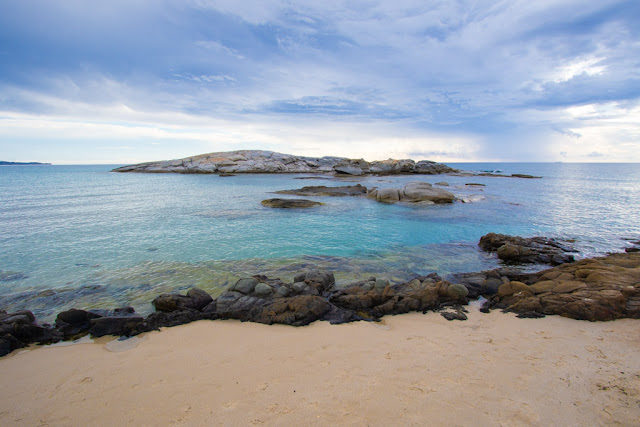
[
  {"x1": 111, "y1": 149, "x2": 457, "y2": 176},
  {"x1": 0, "y1": 161, "x2": 52, "y2": 165}
]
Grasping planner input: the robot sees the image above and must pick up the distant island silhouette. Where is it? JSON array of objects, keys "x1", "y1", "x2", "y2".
[{"x1": 0, "y1": 161, "x2": 52, "y2": 165}]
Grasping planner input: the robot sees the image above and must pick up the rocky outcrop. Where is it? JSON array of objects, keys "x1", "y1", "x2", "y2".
[
  {"x1": 111, "y1": 150, "x2": 457, "y2": 176},
  {"x1": 3, "y1": 249, "x2": 640, "y2": 357},
  {"x1": 275, "y1": 184, "x2": 367, "y2": 197},
  {"x1": 476, "y1": 252, "x2": 640, "y2": 321},
  {"x1": 261, "y1": 199, "x2": 324, "y2": 208},
  {"x1": 479, "y1": 233, "x2": 576, "y2": 265},
  {"x1": 366, "y1": 182, "x2": 455, "y2": 204}
]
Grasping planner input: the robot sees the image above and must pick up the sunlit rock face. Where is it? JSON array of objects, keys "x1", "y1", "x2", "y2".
[{"x1": 111, "y1": 150, "x2": 457, "y2": 176}]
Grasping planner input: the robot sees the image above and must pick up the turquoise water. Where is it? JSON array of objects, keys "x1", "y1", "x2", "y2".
[{"x1": 1, "y1": 163, "x2": 639, "y2": 320}]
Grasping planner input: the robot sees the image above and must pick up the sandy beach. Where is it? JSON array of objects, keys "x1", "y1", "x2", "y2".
[{"x1": 1, "y1": 310, "x2": 639, "y2": 426}]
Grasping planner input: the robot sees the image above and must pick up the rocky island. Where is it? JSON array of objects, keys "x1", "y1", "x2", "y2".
[{"x1": 111, "y1": 150, "x2": 458, "y2": 176}]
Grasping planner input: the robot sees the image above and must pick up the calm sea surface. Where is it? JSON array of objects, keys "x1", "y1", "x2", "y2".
[{"x1": 1, "y1": 163, "x2": 639, "y2": 320}]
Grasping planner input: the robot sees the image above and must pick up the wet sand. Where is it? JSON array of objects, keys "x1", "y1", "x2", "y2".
[{"x1": 1, "y1": 311, "x2": 639, "y2": 426}]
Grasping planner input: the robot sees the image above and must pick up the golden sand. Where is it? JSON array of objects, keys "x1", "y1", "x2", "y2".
[{"x1": 1, "y1": 310, "x2": 639, "y2": 426}]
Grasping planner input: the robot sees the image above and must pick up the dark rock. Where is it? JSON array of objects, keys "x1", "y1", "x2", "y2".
[
  {"x1": 152, "y1": 294, "x2": 196, "y2": 312},
  {"x1": 57, "y1": 308, "x2": 101, "y2": 325},
  {"x1": 625, "y1": 247, "x2": 640, "y2": 253},
  {"x1": 201, "y1": 300, "x2": 217, "y2": 316},
  {"x1": 56, "y1": 309, "x2": 102, "y2": 339},
  {"x1": 132, "y1": 309, "x2": 206, "y2": 334},
  {"x1": 441, "y1": 309, "x2": 468, "y2": 321},
  {"x1": 261, "y1": 198, "x2": 323, "y2": 208},
  {"x1": 479, "y1": 233, "x2": 576, "y2": 265},
  {"x1": 2, "y1": 310, "x2": 35, "y2": 324},
  {"x1": 275, "y1": 286, "x2": 291, "y2": 297},
  {"x1": 294, "y1": 270, "x2": 335, "y2": 293},
  {"x1": 187, "y1": 288, "x2": 213, "y2": 310},
  {"x1": 254, "y1": 295, "x2": 331, "y2": 326},
  {"x1": 321, "y1": 305, "x2": 361, "y2": 324},
  {"x1": 216, "y1": 293, "x2": 265, "y2": 320},
  {"x1": 449, "y1": 272, "x2": 485, "y2": 298},
  {"x1": 516, "y1": 311, "x2": 546, "y2": 319},
  {"x1": 482, "y1": 278, "x2": 503, "y2": 295},
  {"x1": 152, "y1": 289, "x2": 212, "y2": 312},
  {"x1": 254, "y1": 282, "x2": 273, "y2": 297},
  {"x1": 275, "y1": 184, "x2": 367, "y2": 197},
  {"x1": 3, "y1": 313, "x2": 34, "y2": 325},
  {"x1": 0, "y1": 334, "x2": 27, "y2": 357},
  {"x1": 230, "y1": 278, "x2": 259, "y2": 294},
  {"x1": 510, "y1": 174, "x2": 541, "y2": 179},
  {"x1": 89, "y1": 316, "x2": 144, "y2": 337}
]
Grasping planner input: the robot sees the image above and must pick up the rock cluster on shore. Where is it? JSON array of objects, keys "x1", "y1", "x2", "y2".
[
  {"x1": 455, "y1": 252, "x2": 640, "y2": 321},
  {"x1": 111, "y1": 150, "x2": 458, "y2": 176},
  {"x1": 2, "y1": 234, "x2": 639, "y2": 358}
]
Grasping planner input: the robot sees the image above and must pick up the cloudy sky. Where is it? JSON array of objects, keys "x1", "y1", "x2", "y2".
[{"x1": 1, "y1": 0, "x2": 639, "y2": 164}]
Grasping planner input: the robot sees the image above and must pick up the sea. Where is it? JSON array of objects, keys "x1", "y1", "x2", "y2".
[{"x1": 1, "y1": 163, "x2": 639, "y2": 321}]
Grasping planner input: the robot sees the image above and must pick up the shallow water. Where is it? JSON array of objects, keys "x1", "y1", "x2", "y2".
[{"x1": 1, "y1": 163, "x2": 639, "y2": 320}]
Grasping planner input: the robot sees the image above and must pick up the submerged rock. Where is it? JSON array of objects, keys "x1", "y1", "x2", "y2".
[
  {"x1": 0, "y1": 271, "x2": 28, "y2": 281},
  {"x1": 261, "y1": 199, "x2": 324, "y2": 208},
  {"x1": 275, "y1": 184, "x2": 367, "y2": 197}
]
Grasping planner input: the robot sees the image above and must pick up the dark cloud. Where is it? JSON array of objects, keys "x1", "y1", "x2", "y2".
[{"x1": 0, "y1": 0, "x2": 639, "y2": 161}]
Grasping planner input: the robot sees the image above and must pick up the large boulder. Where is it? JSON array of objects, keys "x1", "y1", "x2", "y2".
[
  {"x1": 367, "y1": 188, "x2": 400, "y2": 203},
  {"x1": 88, "y1": 315, "x2": 144, "y2": 337},
  {"x1": 367, "y1": 182, "x2": 454, "y2": 204},
  {"x1": 55, "y1": 309, "x2": 102, "y2": 340},
  {"x1": 230, "y1": 278, "x2": 259, "y2": 294},
  {"x1": 152, "y1": 288, "x2": 213, "y2": 312},
  {"x1": 400, "y1": 182, "x2": 455, "y2": 203}
]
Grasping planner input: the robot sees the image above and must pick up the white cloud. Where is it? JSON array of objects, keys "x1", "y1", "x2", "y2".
[
  {"x1": 549, "y1": 57, "x2": 608, "y2": 83},
  {"x1": 1, "y1": 0, "x2": 639, "y2": 163}
]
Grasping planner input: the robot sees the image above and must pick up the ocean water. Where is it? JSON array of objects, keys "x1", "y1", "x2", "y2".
[{"x1": 1, "y1": 163, "x2": 639, "y2": 320}]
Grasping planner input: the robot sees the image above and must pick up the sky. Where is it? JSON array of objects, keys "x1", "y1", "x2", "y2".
[{"x1": 1, "y1": 0, "x2": 639, "y2": 164}]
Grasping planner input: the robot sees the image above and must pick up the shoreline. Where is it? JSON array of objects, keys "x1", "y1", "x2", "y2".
[
  {"x1": 2, "y1": 240, "x2": 639, "y2": 358},
  {"x1": 1, "y1": 310, "x2": 638, "y2": 425}
]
